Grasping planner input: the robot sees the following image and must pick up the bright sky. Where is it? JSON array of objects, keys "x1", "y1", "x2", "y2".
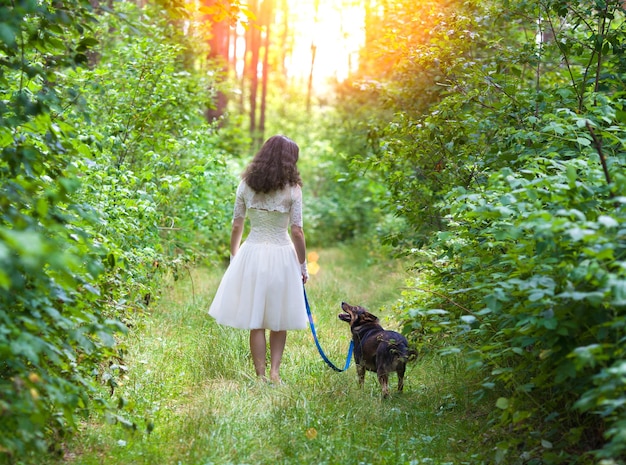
[
  {"x1": 285, "y1": 0, "x2": 365, "y2": 86},
  {"x1": 231, "y1": 0, "x2": 366, "y2": 93}
]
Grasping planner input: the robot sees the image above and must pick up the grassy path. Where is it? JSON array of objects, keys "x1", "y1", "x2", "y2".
[{"x1": 56, "y1": 247, "x2": 487, "y2": 465}]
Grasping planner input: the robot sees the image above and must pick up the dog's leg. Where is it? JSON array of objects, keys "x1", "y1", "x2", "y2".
[
  {"x1": 356, "y1": 364, "x2": 366, "y2": 387},
  {"x1": 378, "y1": 371, "x2": 390, "y2": 398},
  {"x1": 397, "y1": 362, "x2": 406, "y2": 392}
]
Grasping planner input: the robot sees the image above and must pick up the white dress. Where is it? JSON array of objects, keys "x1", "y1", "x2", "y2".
[{"x1": 208, "y1": 181, "x2": 308, "y2": 331}]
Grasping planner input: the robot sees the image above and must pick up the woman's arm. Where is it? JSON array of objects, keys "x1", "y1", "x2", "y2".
[
  {"x1": 291, "y1": 225, "x2": 308, "y2": 283},
  {"x1": 230, "y1": 216, "x2": 245, "y2": 257},
  {"x1": 290, "y1": 225, "x2": 306, "y2": 264}
]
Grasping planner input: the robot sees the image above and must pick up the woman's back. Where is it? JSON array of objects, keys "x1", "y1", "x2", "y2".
[
  {"x1": 246, "y1": 209, "x2": 291, "y2": 245},
  {"x1": 235, "y1": 181, "x2": 302, "y2": 247}
]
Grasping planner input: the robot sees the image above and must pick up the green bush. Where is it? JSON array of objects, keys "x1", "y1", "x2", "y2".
[
  {"x1": 424, "y1": 155, "x2": 624, "y2": 461},
  {"x1": 0, "y1": 0, "x2": 125, "y2": 459},
  {"x1": 355, "y1": 0, "x2": 626, "y2": 462},
  {"x1": 400, "y1": 108, "x2": 626, "y2": 462},
  {"x1": 0, "y1": 0, "x2": 237, "y2": 460}
]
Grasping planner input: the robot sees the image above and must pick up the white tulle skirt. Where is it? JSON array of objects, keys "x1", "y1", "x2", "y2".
[{"x1": 208, "y1": 241, "x2": 308, "y2": 331}]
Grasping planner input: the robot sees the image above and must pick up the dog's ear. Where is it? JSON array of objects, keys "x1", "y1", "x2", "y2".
[
  {"x1": 353, "y1": 309, "x2": 380, "y2": 327},
  {"x1": 362, "y1": 310, "x2": 379, "y2": 323}
]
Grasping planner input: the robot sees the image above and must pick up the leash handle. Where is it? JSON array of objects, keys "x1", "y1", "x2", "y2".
[{"x1": 304, "y1": 287, "x2": 353, "y2": 372}]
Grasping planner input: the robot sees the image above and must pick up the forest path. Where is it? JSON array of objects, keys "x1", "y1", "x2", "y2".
[{"x1": 59, "y1": 246, "x2": 486, "y2": 465}]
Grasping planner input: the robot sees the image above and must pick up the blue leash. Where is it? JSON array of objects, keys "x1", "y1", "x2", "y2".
[{"x1": 304, "y1": 287, "x2": 353, "y2": 372}]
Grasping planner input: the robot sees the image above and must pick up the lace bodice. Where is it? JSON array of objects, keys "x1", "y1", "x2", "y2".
[{"x1": 233, "y1": 181, "x2": 303, "y2": 246}]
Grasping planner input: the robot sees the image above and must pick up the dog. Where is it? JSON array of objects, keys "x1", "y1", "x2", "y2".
[{"x1": 339, "y1": 302, "x2": 417, "y2": 398}]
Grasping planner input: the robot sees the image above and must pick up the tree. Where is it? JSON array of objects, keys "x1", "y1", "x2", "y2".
[
  {"x1": 258, "y1": 0, "x2": 274, "y2": 142},
  {"x1": 306, "y1": 0, "x2": 320, "y2": 112},
  {"x1": 246, "y1": 0, "x2": 261, "y2": 137},
  {"x1": 203, "y1": 0, "x2": 240, "y2": 122}
]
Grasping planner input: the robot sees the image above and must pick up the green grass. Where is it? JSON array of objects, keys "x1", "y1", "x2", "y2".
[{"x1": 49, "y1": 247, "x2": 491, "y2": 465}]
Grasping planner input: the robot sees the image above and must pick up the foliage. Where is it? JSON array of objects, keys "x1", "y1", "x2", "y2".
[
  {"x1": 404, "y1": 154, "x2": 626, "y2": 462},
  {"x1": 297, "y1": 120, "x2": 396, "y2": 248},
  {"x1": 0, "y1": 0, "x2": 238, "y2": 460},
  {"x1": 332, "y1": 0, "x2": 477, "y2": 249},
  {"x1": 0, "y1": 0, "x2": 123, "y2": 460},
  {"x1": 66, "y1": 2, "x2": 236, "y2": 322},
  {"x1": 367, "y1": 0, "x2": 626, "y2": 462}
]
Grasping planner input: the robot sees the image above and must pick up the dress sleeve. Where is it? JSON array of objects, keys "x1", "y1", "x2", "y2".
[
  {"x1": 233, "y1": 181, "x2": 246, "y2": 221},
  {"x1": 290, "y1": 185, "x2": 303, "y2": 227}
]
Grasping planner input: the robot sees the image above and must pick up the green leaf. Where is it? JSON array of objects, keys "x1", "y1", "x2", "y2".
[
  {"x1": 575, "y1": 118, "x2": 588, "y2": 128},
  {"x1": 571, "y1": 344, "x2": 601, "y2": 369},
  {"x1": 0, "y1": 22, "x2": 16, "y2": 47},
  {"x1": 566, "y1": 164, "x2": 577, "y2": 185},
  {"x1": 496, "y1": 397, "x2": 509, "y2": 409},
  {"x1": 10, "y1": 333, "x2": 44, "y2": 365},
  {"x1": 598, "y1": 215, "x2": 618, "y2": 228},
  {"x1": 543, "y1": 318, "x2": 558, "y2": 330}
]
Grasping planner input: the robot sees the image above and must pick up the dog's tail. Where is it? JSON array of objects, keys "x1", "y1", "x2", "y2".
[{"x1": 393, "y1": 346, "x2": 418, "y2": 363}]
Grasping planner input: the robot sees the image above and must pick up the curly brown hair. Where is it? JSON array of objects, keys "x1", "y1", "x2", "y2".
[{"x1": 242, "y1": 135, "x2": 302, "y2": 193}]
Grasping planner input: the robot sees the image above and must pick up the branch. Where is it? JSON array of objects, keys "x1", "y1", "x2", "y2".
[
  {"x1": 593, "y1": 2, "x2": 611, "y2": 103},
  {"x1": 586, "y1": 121, "x2": 612, "y2": 187},
  {"x1": 541, "y1": 2, "x2": 583, "y2": 110},
  {"x1": 402, "y1": 286, "x2": 480, "y2": 319}
]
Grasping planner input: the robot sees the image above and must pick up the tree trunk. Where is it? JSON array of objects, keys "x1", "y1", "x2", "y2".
[
  {"x1": 259, "y1": 0, "x2": 274, "y2": 144},
  {"x1": 248, "y1": 0, "x2": 261, "y2": 136},
  {"x1": 279, "y1": 0, "x2": 289, "y2": 82},
  {"x1": 239, "y1": 11, "x2": 250, "y2": 114},
  {"x1": 204, "y1": 0, "x2": 231, "y2": 123},
  {"x1": 306, "y1": 0, "x2": 320, "y2": 112}
]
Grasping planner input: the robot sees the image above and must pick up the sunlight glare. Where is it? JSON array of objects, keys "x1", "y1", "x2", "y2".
[{"x1": 284, "y1": 0, "x2": 365, "y2": 88}]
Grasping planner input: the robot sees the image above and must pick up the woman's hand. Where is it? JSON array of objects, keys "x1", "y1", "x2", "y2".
[{"x1": 300, "y1": 261, "x2": 309, "y2": 284}]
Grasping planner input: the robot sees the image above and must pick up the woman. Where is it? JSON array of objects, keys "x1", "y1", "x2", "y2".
[{"x1": 208, "y1": 135, "x2": 309, "y2": 383}]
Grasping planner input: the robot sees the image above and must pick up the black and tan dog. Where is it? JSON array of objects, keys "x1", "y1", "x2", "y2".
[{"x1": 339, "y1": 302, "x2": 417, "y2": 398}]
